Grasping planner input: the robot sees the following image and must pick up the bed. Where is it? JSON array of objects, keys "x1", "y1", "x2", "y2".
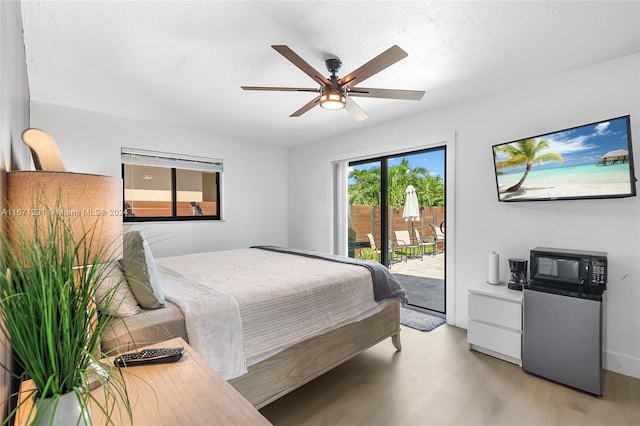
[{"x1": 100, "y1": 233, "x2": 404, "y2": 408}]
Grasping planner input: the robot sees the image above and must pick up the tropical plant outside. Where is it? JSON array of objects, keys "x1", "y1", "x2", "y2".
[
  {"x1": 0, "y1": 196, "x2": 131, "y2": 425},
  {"x1": 348, "y1": 166, "x2": 382, "y2": 206},
  {"x1": 357, "y1": 247, "x2": 379, "y2": 262},
  {"x1": 493, "y1": 138, "x2": 563, "y2": 192},
  {"x1": 348, "y1": 158, "x2": 445, "y2": 208}
]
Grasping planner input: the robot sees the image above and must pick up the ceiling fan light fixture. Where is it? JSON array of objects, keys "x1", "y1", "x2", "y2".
[
  {"x1": 242, "y1": 45, "x2": 423, "y2": 120},
  {"x1": 319, "y1": 91, "x2": 346, "y2": 110}
]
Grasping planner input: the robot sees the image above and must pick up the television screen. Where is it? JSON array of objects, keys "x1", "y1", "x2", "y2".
[{"x1": 492, "y1": 115, "x2": 636, "y2": 202}]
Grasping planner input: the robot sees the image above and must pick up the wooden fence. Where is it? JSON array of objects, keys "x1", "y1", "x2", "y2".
[{"x1": 349, "y1": 204, "x2": 445, "y2": 248}]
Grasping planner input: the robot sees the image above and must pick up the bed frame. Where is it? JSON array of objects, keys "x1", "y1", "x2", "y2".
[
  {"x1": 101, "y1": 288, "x2": 402, "y2": 409},
  {"x1": 228, "y1": 298, "x2": 401, "y2": 408}
]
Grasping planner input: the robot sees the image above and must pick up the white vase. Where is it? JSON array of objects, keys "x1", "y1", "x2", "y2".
[{"x1": 35, "y1": 390, "x2": 91, "y2": 426}]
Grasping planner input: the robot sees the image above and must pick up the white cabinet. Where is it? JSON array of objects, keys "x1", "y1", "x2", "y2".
[{"x1": 467, "y1": 283, "x2": 523, "y2": 365}]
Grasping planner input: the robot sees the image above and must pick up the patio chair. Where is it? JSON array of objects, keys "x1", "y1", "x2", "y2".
[
  {"x1": 367, "y1": 233, "x2": 401, "y2": 267},
  {"x1": 366, "y1": 233, "x2": 379, "y2": 255},
  {"x1": 394, "y1": 230, "x2": 422, "y2": 261},
  {"x1": 414, "y1": 229, "x2": 435, "y2": 256},
  {"x1": 429, "y1": 223, "x2": 445, "y2": 256}
]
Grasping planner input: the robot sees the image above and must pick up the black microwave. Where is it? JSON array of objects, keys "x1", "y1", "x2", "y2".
[{"x1": 530, "y1": 247, "x2": 607, "y2": 290}]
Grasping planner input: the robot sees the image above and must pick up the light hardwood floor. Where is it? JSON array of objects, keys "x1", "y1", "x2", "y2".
[{"x1": 260, "y1": 324, "x2": 640, "y2": 426}]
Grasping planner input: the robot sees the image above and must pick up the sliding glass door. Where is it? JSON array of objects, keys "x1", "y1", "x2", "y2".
[{"x1": 348, "y1": 147, "x2": 446, "y2": 314}]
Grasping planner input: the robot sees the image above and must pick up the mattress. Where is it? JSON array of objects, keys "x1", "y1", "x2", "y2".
[{"x1": 156, "y1": 248, "x2": 387, "y2": 378}]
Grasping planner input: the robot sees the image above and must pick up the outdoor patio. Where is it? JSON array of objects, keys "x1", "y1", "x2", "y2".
[
  {"x1": 389, "y1": 251, "x2": 445, "y2": 313},
  {"x1": 349, "y1": 202, "x2": 446, "y2": 313}
]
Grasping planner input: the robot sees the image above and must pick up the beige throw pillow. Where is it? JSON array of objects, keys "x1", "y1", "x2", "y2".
[
  {"x1": 95, "y1": 262, "x2": 140, "y2": 317},
  {"x1": 119, "y1": 230, "x2": 166, "y2": 309}
]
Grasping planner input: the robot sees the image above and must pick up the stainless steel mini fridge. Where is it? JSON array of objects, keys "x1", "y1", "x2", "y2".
[{"x1": 522, "y1": 286, "x2": 603, "y2": 396}]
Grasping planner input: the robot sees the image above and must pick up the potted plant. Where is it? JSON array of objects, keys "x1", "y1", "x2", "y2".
[{"x1": 0, "y1": 199, "x2": 131, "y2": 425}]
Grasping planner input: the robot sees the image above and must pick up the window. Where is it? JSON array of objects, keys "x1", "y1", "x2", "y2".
[{"x1": 121, "y1": 148, "x2": 222, "y2": 222}]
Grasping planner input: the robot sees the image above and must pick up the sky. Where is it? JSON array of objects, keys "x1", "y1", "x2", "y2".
[{"x1": 493, "y1": 116, "x2": 631, "y2": 172}]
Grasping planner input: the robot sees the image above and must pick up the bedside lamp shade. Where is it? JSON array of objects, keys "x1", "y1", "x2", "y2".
[{"x1": 6, "y1": 171, "x2": 123, "y2": 263}]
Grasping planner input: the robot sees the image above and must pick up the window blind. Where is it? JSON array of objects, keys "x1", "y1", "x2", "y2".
[{"x1": 121, "y1": 148, "x2": 223, "y2": 173}]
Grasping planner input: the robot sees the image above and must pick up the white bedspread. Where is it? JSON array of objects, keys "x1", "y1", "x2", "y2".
[
  {"x1": 156, "y1": 248, "x2": 386, "y2": 380},
  {"x1": 157, "y1": 265, "x2": 246, "y2": 380}
]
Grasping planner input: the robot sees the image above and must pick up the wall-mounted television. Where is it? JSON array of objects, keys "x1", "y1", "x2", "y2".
[{"x1": 492, "y1": 115, "x2": 636, "y2": 202}]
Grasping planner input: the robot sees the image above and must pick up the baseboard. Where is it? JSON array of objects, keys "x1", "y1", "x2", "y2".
[{"x1": 605, "y1": 349, "x2": 640, "y2": 379}]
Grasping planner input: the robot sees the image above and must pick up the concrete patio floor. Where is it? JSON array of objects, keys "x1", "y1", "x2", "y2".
[{"x1": 389, "y1": 251, "x2": 445, "y2": 313}]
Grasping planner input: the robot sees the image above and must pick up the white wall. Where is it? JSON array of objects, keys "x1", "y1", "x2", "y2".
[
  {"x1": 0, "y1": 1, "x2": 31, "y2": 173},
  {"x1": 30, "y1": 102, "x2": 289, "y2": 258},
  {"x1": 0, "y1": 0, "x2": 31, "y2": 417},
  {"x1": 288, "y1": 54, "x2": 640, "y2": 379}
]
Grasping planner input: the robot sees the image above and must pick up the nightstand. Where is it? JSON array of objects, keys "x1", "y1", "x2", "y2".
[
  {"x1": 467, "y1": 282, "x2": 523, "y2": 365},
  {"x1": 15, "y1": 337, "x2": 271, "y2": 425}
]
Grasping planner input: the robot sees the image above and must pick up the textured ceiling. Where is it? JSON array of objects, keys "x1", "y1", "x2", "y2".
[{"x1": 20, "y1": 1, "x2": 640, "y2": 147}]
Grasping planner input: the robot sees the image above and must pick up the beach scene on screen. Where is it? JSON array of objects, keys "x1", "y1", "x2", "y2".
[{"x1": 493, "y1": 117, "x2": 635, "y2": 201}]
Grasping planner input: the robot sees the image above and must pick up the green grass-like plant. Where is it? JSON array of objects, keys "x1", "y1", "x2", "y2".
[
  {"x1": 356, "y1": 247, "x2": 380, "y2": 262},
  {"x1": 0, "y1": 197, "x2": 131, "y2": 425}
]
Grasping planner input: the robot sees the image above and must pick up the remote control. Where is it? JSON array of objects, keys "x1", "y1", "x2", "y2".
[{"x1": 114, "y1": 347, "x2": 185, "y2": 367}]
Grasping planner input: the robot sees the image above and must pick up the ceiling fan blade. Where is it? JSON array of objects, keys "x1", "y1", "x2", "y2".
[
  {"x1": 290, "y1": 95, "x2": 322, "y2": 117},
  {"x1": 344, "y1": 96, "x2": 369, "y2": 121},
  {"x1": 241, "y1": 86, "x2": 319, "y2": 93},
  {"x1": 339, "y1": 45, "x2": 408, "y2": 88},
  {"x1": 348, "y1": 87, "x2": 425, "y2": 101},
  {"x1": 271, "y1": 45, "x2": 330, "y2": 86}
]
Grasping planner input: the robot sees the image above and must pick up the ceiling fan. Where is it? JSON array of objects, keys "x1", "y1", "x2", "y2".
[{"x1": 241, "y1": 45, "x2": 425, "y2": 121}]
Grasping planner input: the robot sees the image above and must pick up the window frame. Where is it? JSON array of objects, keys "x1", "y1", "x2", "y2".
[{"x1": 121, "y1": 148, "x2": 223, "y2": 222}]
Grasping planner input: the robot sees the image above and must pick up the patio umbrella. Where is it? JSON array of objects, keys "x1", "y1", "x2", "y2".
[{"x1": 402, "y1": 185, "x2": 420, "y2": 241}]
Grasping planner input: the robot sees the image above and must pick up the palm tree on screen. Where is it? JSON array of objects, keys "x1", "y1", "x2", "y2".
[{"x1": 494, "y1": 138, "x2": 563, "y2": 192}]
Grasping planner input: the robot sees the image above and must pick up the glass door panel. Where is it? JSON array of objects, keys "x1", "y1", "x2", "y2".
[
  {"x1": 348, "y1": 159, "x2": 386, "y2": 265},
  {"x1": 387, "y1": 149, "x2": 445, "y2": 314}
]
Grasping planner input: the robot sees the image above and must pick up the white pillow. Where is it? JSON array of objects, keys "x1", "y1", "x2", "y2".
[
  {"x1": 119, "y1": 230, "x2": 166, "y2": 309},
  {"x1": 95, "y1": 262, "x2": 140, "y2": 317}
]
